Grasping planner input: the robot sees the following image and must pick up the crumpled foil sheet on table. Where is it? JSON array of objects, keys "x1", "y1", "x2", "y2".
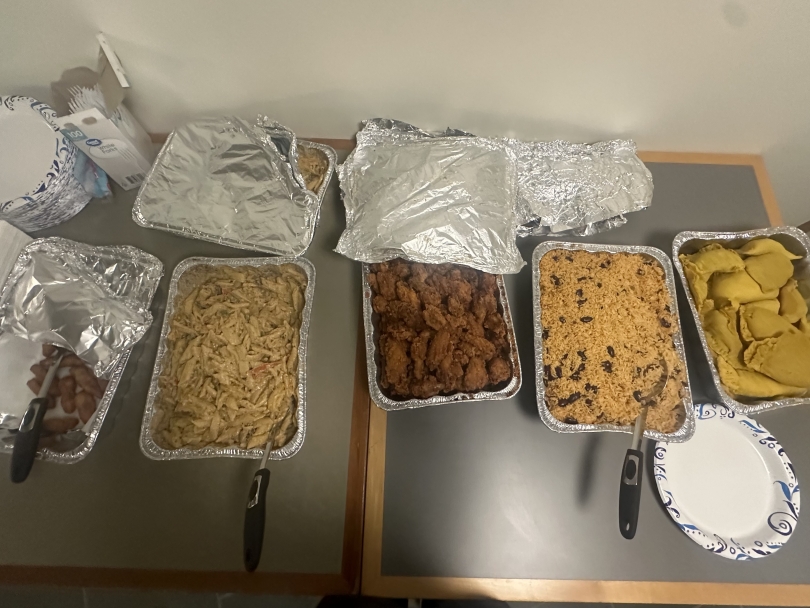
[
  {"x1": 133, "y1": 117, "x2": 324, "y2": 256},
  {"x1": 509, "y1": 139, "x2": 653, "y2": 237},
  {"x1": 335, "y1": 119, "x2": 525, "y2": 274},
  {"x1": 0, "y1": 237, "x2": 163, "y2": 378}
]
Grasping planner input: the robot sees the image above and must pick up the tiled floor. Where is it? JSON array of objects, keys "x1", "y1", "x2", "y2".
[
  {"x1": 0, "y1": 588, "x2": 783, "y2": 608},
  {"x1": 0, "y1": 586, "x2": 320, "y2": 608}
]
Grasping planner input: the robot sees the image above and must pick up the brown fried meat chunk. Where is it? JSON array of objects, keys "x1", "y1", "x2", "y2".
[{"x1": 369, "y1": 260, "x2": 513, "y2": 398}]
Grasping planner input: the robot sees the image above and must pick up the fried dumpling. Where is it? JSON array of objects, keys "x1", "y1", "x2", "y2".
[
  {"x1": 779, "y1": 279, "x2": 808, "y2": 324},
  {"x1": 744, "y1": 253, "x2": 795, "y2": 292},
  {"x1": 709, "y1": 270, "x2": 779, "y2": 309},
  {"x1": 743, "y1": 298, "x2": 781, "y2": 314},
  {"x1": 717, "y1": 356, "x2": 806, "y2": 398},
  {"x1": 737, "y1": 237, "x2": 802, "y2": 260},
  {"x1": 744, "y1": 331, "x2": 810, "y2": 388},
  {"x1": 739, "y1": 305, "x2": 798, "y2": 342},
  {"x1": 703, "y1": 308, "x2": 744, "y2": 367},
  {"x1": 680, "y1": 258, "x2": 710, "y2": 313},
  {"x1": 684, "y1": 244, "x2": 745, "y2": 275}
]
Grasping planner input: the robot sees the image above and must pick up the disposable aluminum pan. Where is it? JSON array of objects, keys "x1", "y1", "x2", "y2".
[
  {"x1": 0, "y1": 237, "x2": 162, "y2": 463},
  {"x1": 362, "y1": 263, "x2": 522, "y2": 411},
  {"x1": 139, "y1": 256, "x2": 315, "y2": 460},
  {"x1": 532, "y1": 241, "x2": 695, "y2": 442},
  {"x1": 673, "y1": 226, "x2": 810, "y2": 415},
  {"x1": 133, "y1": 131, "x2": 336, "y2": 256},
  {"x1": 0, "y1": 351, "x2": 130, "y2": 463}
]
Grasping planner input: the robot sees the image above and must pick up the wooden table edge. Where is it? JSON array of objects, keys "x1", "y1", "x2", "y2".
[{"x1": 360, "y1": 151, "x2": 809, "y2": 604}]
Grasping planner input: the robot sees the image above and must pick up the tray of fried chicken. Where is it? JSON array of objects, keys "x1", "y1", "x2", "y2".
[{"x1": 362, "y1": 259, "x2": 521, "y2": 410}]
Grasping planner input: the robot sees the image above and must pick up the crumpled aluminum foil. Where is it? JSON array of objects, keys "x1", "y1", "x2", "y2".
[
  {"x1": 0, "y1": 237, "x2": 163, "y2": 378},
  {"x1": 532, "y1": 241, "x2": 695, "y2": 443},
  {"x1": 673, "y1": 226, "x2": 810, "y2": 416},
  {"x1": 510, "y1": 139, "x2": 653, "y2": 237},
  {"x1": 335, "y1": 119, "x2": 525, "y2": 274},
  {"x1": 133, "y1": 117, "x2": 334, "y2": 256}
]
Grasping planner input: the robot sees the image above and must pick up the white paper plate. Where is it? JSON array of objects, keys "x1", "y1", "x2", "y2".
[
  {"x1": 654, "y1": 403, "x2": 800, "y2": 560},
  {"x1": 0, "y1": 96, "x2": 73, "y2": 210}
]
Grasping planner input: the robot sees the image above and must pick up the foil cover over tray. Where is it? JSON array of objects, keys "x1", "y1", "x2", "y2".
[
  {"x1": 336, "y1": 120, "x2": 525, "y2": 275},
  {"x1": 0, "y1": 237, "x2": 162, "y2": 378},
  {"x1": 362, "y1": 263, "x2": 522, "y2": 411},
  {"x1": 0, "y1": 238, "x2": 163, "y2": 463},
  {"x1": 133, "y1": 117, "x2": 336, "y2": 256},
  {"x1": 140, "y1": 255, "x2": 315, "y2": 460},
  {"x1": 532, "y1": 241, "x2": 695, "y2": 442},
  {"x1": 673, "y1": 226, "x2": 810, "y2": 415}
]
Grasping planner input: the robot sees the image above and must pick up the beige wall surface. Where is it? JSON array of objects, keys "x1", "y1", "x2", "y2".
[{"x1": 2, "y1": 0, "x2": 809, "y2": 224}]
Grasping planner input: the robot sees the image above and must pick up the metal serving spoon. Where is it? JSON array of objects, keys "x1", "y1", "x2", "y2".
[
  {"x1": 11, "y1": 353, "x2": 64, "y2": 483},
  {"x1": 619, "y1": 357, "x2": 669, "y2": 539},
  {"x1": 243, "y1": 403, "x2": 291, "y2": 572}
]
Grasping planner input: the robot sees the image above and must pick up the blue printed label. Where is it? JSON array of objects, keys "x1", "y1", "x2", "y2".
[
  {"x1": 61, "y1": 127, "x2": 87, "y2": 143},
  {"x1": 85, "y1": 138, "x2": 102, "y2": 146}
]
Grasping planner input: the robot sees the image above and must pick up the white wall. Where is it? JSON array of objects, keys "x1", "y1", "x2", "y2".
[{"x1": 3, "y1": 0, "x2": 809, "y2": 224}]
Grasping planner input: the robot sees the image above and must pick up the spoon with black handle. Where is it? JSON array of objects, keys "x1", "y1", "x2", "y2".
[
  {"x1": 619, "y1": 357, "x2": 668, "y2": 539},
  {"x1": 11, "y1": 353, "x2": 63, "y2": 483},
  {"x1": 243, "y1": 436, "x2": 273, "y2": 572},
  {"x1": 244, "y1": 409, "x2": 290, "y2": 572}
]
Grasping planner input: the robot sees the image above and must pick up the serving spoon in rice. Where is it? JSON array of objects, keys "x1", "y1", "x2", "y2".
[{"x1": 619, "y1": 356, "x2": 669, "y2": 540}]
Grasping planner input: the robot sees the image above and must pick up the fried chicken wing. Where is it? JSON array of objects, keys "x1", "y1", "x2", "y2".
[
  {"x1": 380, "y1": 337, "x2": 411, "y2": 394},
  {"x1": 411, "y1": 330, "x2": 431, "y2": 380},
  {"x1": 463, "y1": 356, "x2": 489, "y2": 392},
  {"x1": 460, "y1": 334, "x2": 497, "y2": 361},
  {"x1": 377, "y1": 270, "x2": 398, "y2": 300},
  {"x1": 411, "y1": 375, "x2": 442, "y2": 398},
  {"x1": 471, "y1": 291, "x2": 498, "y2": 322},
  {"x1": 423, "y1": 305, "x2": 448, "y2": 330},
  {"x1": 487, "y1": 357, "x2": 512, "y2": 385},
  {"x1": 386, "y1": 300, "x2": 423, "y2": 329},
  {"x1": 396, "y1": 281, "x2": 421, "y2": 307}
]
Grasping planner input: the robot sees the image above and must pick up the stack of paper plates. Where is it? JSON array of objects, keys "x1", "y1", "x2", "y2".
[{"x1": 0, "y1": 96, "x2": 91, "y2": 232}]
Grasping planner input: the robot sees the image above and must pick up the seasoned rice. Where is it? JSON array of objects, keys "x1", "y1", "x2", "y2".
[{"x1": 539, "y1": 250, "x2": 687, "y2": 433}]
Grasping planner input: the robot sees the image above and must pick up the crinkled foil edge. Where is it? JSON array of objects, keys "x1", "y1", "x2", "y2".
[
  {"x1": 132, "y1": 132, "x2": 336, "y2": 256},
  {"x1": 0, "y1": 237, "x2": 163, "y2": 463},
  {"x1": 139, "y1": 255, "x2": 315, "y2": 460},
  {"x1": 531, "y1": 241, "x2": 696, "y2": 443},
  {"x1": 672, "y1": 226, "x2": 810, "y2": 416},
  {"x1": 361, "y1": 263, "x2": 522, "y2": 410}
]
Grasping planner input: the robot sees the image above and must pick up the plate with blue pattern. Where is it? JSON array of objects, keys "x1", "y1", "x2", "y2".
[
  {"x1": 654, "y1": 403, "x2": 799, "y2": 559},
  {"x1": 0, "y1": 96, "x2": 74, "y2": 206}
]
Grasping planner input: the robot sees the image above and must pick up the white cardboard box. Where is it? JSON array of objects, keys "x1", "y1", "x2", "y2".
[{"x1": 51, "y1": 34, "x2": 155, "y2": 190}]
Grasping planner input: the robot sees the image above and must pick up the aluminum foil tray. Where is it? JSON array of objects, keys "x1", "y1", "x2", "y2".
[
  {"x1": 362, "y1": 263, "x2": 522, "y2": 411},
  {"x1": 0, "y1": 237, "x2": 162, "y2": 463},
  {"x1": 673, "y1": 226, "x2": 810, "y2": 415},
  {"x1": 532, "y1": 241, "x2": 695, "y2": 443},
  {"x1": 133, "y1": 133, "x2": 336, "y2": 256},
  {"x1": 0, "y1": 351, "x2": 131, "y2": 463},
  {"x1": 139, "y1": 255, "x2": 315, "y2": 460}
]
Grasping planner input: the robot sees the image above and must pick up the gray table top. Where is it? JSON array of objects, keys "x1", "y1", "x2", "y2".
[
  {"x1": 380, "y1": 162, "x2": 810, "y2": 583},
  {"x1": 0, "y1": 165, "x2": 360, "y2": 578}
]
